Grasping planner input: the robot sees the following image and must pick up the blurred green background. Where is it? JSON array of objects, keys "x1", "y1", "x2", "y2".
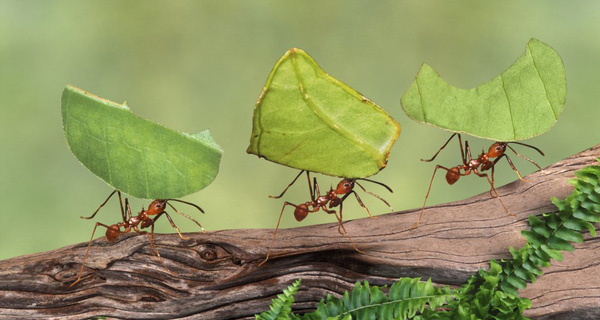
[{"x1": 1, "y1": 1, "x2": 599, "y2": 260}]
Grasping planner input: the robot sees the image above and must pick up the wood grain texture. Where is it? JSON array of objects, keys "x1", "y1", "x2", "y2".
[{"x1": 0, "y1": 145, "x2": 598, "y2": 320}]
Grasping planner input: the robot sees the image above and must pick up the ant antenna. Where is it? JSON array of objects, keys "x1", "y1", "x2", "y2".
[
  {"x1": 355, "y1": 181, "x2": 393, "y2": 211},
  {"x1": 164, "y1": 200, "x2": 205, "y2": 232},
  {"x1": 356, "y1": 178, "x2": 394, "y2": 193},
  {"x1": 506, "y1": 144, "x2": 544, "y2": 171},
  {"x1": 164, "y1": 198, "x2": 205, "y2": 213},
  {"x1": 507, "y1": 141, "x2": 545, "y2": 156}
]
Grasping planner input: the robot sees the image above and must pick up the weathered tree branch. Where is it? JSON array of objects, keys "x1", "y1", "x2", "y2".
[{"x1": 0, "y1": 145, "x2": 598, "y2": 320}]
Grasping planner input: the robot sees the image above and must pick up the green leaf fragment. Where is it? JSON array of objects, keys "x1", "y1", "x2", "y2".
[
  {"x1": 533, "y1": 247, "x2": 552, "y2": 261},
  {"x1": 547, "y1": 236, "x2": 574, "y2": 252},
  {"x1": 540, "y1": 244, "x2": 563, "y2": 261},
  {"x1": 521, "y1": 261, "x2": 543, "y2": 276},
  {"x1": 255, "y1": 279, "x2": 301, "y2": 320},
  {"x1": 401, "y1": 38, "x2": 566, "y2": 141},
  {"x1": 247, "y1": 48, "x2": 401, "y2": 178},
  {"x1": 554, "y1": 226, "x2": 584, "y2": 243},
  {"x1": 581, "y1": 200, "x2": 600, "y2": 213},
  {"x1": 62, "y1": 85, "x2": 222, "y2": 199},
  {"x1": 506, "y1": 275, "x2": 527, "y2": 290},
  {"x1": 521, "y1": 230, "x2": 546, "y2": 245}
]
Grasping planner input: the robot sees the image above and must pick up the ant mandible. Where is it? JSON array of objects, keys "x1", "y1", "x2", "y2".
[
  {"x1": 412, "y1": 133, "x2": 544, "y2": 229},
  {"x1": 70, "y1": 190, "x2": 204, "y2": 286},
  {"x1": 260, "y1": 170, "x2": 393, "y2": 265}
]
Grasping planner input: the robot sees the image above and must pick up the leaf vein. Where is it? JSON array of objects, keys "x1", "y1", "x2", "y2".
[
  {"x1": 290, "y1": 53, "x2": 379, "y2": 162},
  {"x1": 102, "y1": 120, "x2": 113, "y2": 186},
  {"x1": 416, "y1": 75, "x2": 427, "y2": 123},
  {"x1": 500, "y1": 74, "x2": 517, "y2": 140},
  {"x1": 528, "y1": 43, "x2": 558, "y2": 120}
]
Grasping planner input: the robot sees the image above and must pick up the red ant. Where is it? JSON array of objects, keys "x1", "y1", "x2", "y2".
[
  {"x1": 260, "y1": 170, "x2": 393, "y2": 265},
  {"x1": 70, "y1": 190, "x2": 204, "y2": 286},
  {"x1": 412, "y1": 133, "x2": 544, "y2": 229}
]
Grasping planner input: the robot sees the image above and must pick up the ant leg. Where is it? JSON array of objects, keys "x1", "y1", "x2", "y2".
[
  {"x1": 160, "y1": 211, "x2": 192, "y2": 240},
  {"x1": 504, "y1": 153, "x2": 529, "y2": 181},
  {"x1": 355, "y1": 182, "x2": 393, "y2": 212},
  {"x1": 458, "y1": 134, "x2": 465, "y2": 163},
  {"x1": 421, "y1": 133, "x2": 459, "y2": 162},
  {"x1": 307, "y1": 171, "x2": 314, "y2": 200},
  {"x1": 70, "y1": 222, "x2": 114, "y2": 287},
  {"x1": 474, "y1": 170, "x2": 516, "y2": 217},
  {"x1": 464, "y1": 139, "x2": 473, "y2": 166},
  {"x1": 323, "y1": 204, "x2": 365, "y2": 254},
  {"x1": 412, "y1": 165, "x2": 453, "y2": 230},
  {"x1": 332, "y1": 196, "x2": 349, "y2": 233},
  {"x1": 124, "y1": 197, "x2": 133, "y2": 221},
  {"x1": 259, "y1": 202, "x2": 298, "y2": 266},
  {"x1": 166, "y1": 202, "x2": 205, "y2": 233},
  {"x1": 491, "y1": 153, "x2": 529, "y2": 183},
  {"x1": 269, "y1": 170, "x2": 306, "y2": 199},
  {"x1": 343, "y1": 190, "x2": 376, "y2": 219},
  {"x1": 489, "y1": 164, "x2": 497, "y2": 198},
  {"x1": 503, "y1": 154, "x2": 527, "y2": 182},
  {"x1": 81, "y1": 190, "x2": 119, "y2": 220},
  {"x1": 143, "y1": 223, "x2": 172, "y2": 273}
]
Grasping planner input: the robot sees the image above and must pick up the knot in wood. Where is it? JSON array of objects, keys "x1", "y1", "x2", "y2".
[{"x1": 200, "y1": 249, "x2": 217, "y2": 261}]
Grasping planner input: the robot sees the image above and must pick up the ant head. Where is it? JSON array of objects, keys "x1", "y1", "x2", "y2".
[
  {"x1": 335, "y1": 179, "x2": 355, "y2": 194},
  {"x1": 147, "y1": 200, "x2": 168, "y2": 215},
  {"x1": 487, "y1": 142, "x2": 507, "y2": 158}
]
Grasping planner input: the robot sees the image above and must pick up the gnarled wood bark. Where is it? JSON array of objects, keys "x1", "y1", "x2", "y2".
[{"x1": 0, "y1": 145, "x2": 598, "y2": 320}]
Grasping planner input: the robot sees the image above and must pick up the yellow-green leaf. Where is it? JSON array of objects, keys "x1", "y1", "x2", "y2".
[{"x1": 247, "y1": 48, "x2": 401, "y2": 178}]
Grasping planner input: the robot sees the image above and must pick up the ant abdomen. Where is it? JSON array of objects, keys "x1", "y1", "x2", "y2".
[
  {"x1": 294, "y1": 204, "x2": 309, "y2": 221},
  {"x1": 445, "y1": 168, "x2": 460, "y2": 185},
  {"x1": 105, "y1": 225, "x2": 120, "y2": 242}
]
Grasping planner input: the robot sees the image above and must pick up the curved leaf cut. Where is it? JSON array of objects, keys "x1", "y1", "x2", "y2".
[
  {"x1": 401, "y1": 38, "x2": 566, "y2": 141},
  {"x1": 62, "y1": 85, "x2": 222, "y2": 199},
  {"x1": 247, "y1": 48, "x2": 401, "y2": 178}
]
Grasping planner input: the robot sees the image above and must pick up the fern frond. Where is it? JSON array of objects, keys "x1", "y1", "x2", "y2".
[
  {"x1": 435, "y1": 260, "x2": 531, "y2": 320},
  {"x1": 499, "y1": 160, "x2": 600, "y2": 296},
  {"x1": 256, "y1": 279, "x2": 301, "y2": 320},
  {"x1": 300, "y1": 278, "x2": 454, "y2": 320}
]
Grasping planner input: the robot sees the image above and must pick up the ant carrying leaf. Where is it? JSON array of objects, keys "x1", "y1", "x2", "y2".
[
  {"x1": 247, "y1": 48, "x2": 400, "y2": 264},
  {"x1": 412, "y1": 133, "x2": 544, "y2": 229},
  {"x1": 260, "y1": 170, "x2": 393, "y2": 265},
  {"x1": 70, "y1": 190, "x2": 204, "y2": 286}
]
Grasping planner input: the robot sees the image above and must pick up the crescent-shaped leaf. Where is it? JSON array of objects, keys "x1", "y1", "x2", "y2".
[
  {"x1": 247, "y1": 48, "x2": 401, "y2": 178},
  {"x1": 62, "y1": 85, "x2": 222, "y2": 199},
  {"x1": 401, "y1": 38, "x2": 566, "y2": 141}
]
